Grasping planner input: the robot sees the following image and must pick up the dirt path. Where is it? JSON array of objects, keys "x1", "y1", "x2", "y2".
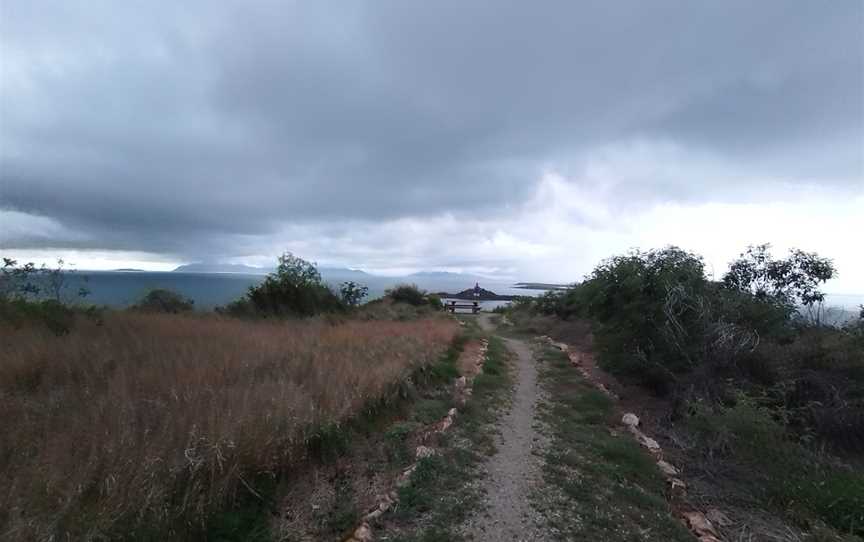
[{"x1": 463, "y1": 315, "x2": 549, "y2": 541}]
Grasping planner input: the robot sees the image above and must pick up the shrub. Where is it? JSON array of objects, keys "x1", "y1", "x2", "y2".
[
  {"x1": 426, "y1": 294, "x2": 444, "y2": 310},
  {"x1": 688, "y1": 395, "x2": 788, "y2": 460},
  {"x1": 339, "y1": 281, "x2": 369, "y2": 307},
  {"x1": 559, "y1": 247, "x2": 710, "y2": 390},
  {"x1": 0, "y1": 298, "x2": 76, "y2": 335},
  {"x1": 229, "y1": 252, "x2": 344, "y2": 317},
  {"x1": 132, "y1": 288, "x2": 194, "y2": 313},
  {"x1": 387, "y1": 284, "x2": 427, "y2": 306},
  {"x1": 688, "y1": 396, "x2": 864, "y2": 536},
  {"x1": 531, "y1": 244, "x2": 838, "y2": 400}
]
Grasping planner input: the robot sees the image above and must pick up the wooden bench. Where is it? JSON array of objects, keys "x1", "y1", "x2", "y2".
[{"x1": 446, "y1": 301, "x2": 480, "y2": 314}]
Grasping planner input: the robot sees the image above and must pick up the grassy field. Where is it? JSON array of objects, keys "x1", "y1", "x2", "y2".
[
  {"x1": 531, "y1": 342, "x2": 694, "y2": 541},
  {"x1": 0, "y1": 312, "x2": 458, "y2": 540}
]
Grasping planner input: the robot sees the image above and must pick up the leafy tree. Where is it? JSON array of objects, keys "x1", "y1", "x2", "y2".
[
  {"x1": 1, "y1": 258, "x2": 90, "y2": 302},
  {"x1": 723, "y1": 244, "x2": 835, "y2": 307},
  {"x1": 1, "y1": 258, "x2": 91, "y2": 334},
  {"x1": 339, "y1": 281, "x2": 369, "y2": 307},
  {"x1": 133, "y1": 289, "x2": 195, "y2": 313},
  {"x1": 240, "y1": 252, "x2": 343, "y2": 317}
]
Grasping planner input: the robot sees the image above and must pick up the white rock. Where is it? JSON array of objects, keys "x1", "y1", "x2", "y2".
[
  {"x1": 622, "y1": 413, "x2": 640, "y2": 427},
  {"x1": 350, "y1": 522, "x2": 374, "y2": 542},
  {"x1": 641, "y1": 436, "x2": 660, "y2": 450},
  {"x1": 656, "y1": 459, "x2": 679, "y2": 476}
]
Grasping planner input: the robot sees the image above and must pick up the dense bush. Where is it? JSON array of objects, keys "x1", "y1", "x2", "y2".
[
  {"x1": 224, "y1": 253, "x2": 345, "y2": 317},
  {"x1": 526, "y1": 245, "x2": 843, "y2": 399},
  {"x1": 132, "y1": 288, "x2": 194, "y2": 313},
  {"x1": 513, "y1": 245, "x2": 863, "y2": 445},
  {"x1": 549, "y1": 247, "x2": 714, "y2": 393},
  {"x1": 386, "y1": 284, "x2": 428, "y2": 306},
  {"x1": 689, "y1": 396, "x2": 864, "y2": 536},
  {"x1": 507, "y1": 243, "x2": 860, "y2": 535}
]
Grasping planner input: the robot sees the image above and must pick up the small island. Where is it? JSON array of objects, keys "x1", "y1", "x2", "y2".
[{"x1": 435, "y1": 283, "x2": 521, "y2": 301}]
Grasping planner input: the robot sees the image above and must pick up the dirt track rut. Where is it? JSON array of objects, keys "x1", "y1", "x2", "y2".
[{"x1": 463, "y1": 315, "x2": 549, "y2": 541}]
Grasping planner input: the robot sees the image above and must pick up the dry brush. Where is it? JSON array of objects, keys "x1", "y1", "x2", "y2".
[{"x1": 0, "y1": 312, "x2": 458, "y2": 539}]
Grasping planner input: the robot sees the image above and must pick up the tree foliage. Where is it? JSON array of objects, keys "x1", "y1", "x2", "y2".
[
  {"x1": 1, "y1": 258, "x2": 90, "y2": 302},
  {"x1": 523, "y1": 244, "x2": 843, "y2": 398},
  {"x1": 133, "y1": 289, "x2": 195, "y2": 313},
  {"x1": 723, "y1": 244, "x2": 835, "y2": 307},
  {"x1": 0, "y1": 258, "x2": 93, "y2": 334},
  {"x1": 339, "y1": 281, "x2": 369, "y2": 307},
  {"x1": 386, "y1": 284, "x2": 428, "y2": 306},
  {"x1": 227, "y1": 252, "x2": 344, "y2": 317}
]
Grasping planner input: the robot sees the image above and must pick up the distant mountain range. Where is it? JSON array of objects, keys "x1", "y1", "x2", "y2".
[
  {"x1": 169, "y1": 263, "x2": 542, "y2": 290},
  {"x1": 173, "y1": 263, "x2": 271, "y2": 274},
  {"x1": 172, "y1": 263, "x2": 371, "y2": 276},
  {"x1": 409, "y1": 271, "x2": 467, "y2": 277}
]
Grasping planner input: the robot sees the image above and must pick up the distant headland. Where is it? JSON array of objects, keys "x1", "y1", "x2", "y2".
[{"x1": 435, "y1": 284, "x2": 521, "y2": 301}]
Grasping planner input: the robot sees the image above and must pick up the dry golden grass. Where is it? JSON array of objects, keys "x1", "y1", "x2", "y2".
[{"x1": 0, "y1": 312, "x2": 458, "y2": 540}]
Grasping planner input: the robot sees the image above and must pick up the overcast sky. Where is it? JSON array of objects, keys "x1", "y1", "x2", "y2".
[{"x1": 1, "y1": 1, "x2": 862, "y2": 291}]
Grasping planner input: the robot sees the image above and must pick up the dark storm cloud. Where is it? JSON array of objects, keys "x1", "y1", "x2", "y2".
[{"x1": 1, "y1": 0, "x2": 861, "y2": 259}]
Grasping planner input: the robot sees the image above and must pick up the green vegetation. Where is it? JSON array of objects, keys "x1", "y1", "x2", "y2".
[
  {"x1": 387, "y1": 283, "x2": 427, "y2": 305},
  {"x1": 0, "y1": 249, "x2": 469, "y2": 540},
  {"x1": 688, "y1": 397, "x2": 864, "y2": 536},
  {"x1": 131, "y1": 288, "x2": 194, "y2": 313},
  {"x1": 382, "y1": 334, "x2": 514, "y2": 541},
  {"x1": 534, "y1": 343, "x2": 693, "y2": 540},
  {"x1": 507, "y1": 243, "x2": 864, "y2": 538},
  {"x1": 339, "y1": 280, "x2": 369, "y2": 307},
  {"x1": 386, "y1": 283, "x2": 442, "y2": 308},
  {"x1": 223, "y1": 252, "x2": 345, "y2": 317},
  {"x1": 1, "y1": 258, "x2": 95, "y2": 335}
]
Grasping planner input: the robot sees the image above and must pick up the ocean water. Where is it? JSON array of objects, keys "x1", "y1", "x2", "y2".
[
  {"x1": 58, "y1": 271, "x2": 540, "y2": 309},
  {"x1": 46, "y1": 271, "x2": 864, "y2": 321}
]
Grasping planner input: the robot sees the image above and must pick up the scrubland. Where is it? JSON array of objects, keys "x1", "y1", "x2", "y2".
[
  {"x1": 0, "y1": 311, "x2": 458, "y2": 539},
  {"x1": 505, "y1": 244, "x2": 864, "y2": 540}
]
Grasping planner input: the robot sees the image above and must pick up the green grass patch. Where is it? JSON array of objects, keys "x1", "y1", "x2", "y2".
[
  {"x1": 412, "y1": 398, "x2": 452, "y2": 425},
  {"x1": 381, "y1": 335, "x2": 514, "y2": 540},
  {"x1": 534, "y1": 344, "x2": 693, "y2": 541}
]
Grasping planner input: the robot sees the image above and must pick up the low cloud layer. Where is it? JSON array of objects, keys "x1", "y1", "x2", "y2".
[{"x1": 1, "y1": 1, "x2": 862, "y2": 288}]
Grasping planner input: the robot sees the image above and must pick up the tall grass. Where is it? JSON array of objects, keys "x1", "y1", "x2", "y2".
[{"x1": 0, "y1": 312, "x2": 458, "y2": 539}]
